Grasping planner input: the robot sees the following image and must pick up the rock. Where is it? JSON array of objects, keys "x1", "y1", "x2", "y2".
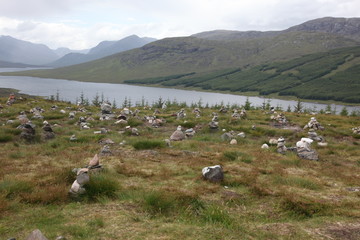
[
  {"x1": 76, "y1": 171, "x2": 90, "y2": 185},
  {"x1": 202, "y1": 165, "x2": 224, "y2": 183},
  {"x1": 20, "y1": 123, "x2": 36, "y2": 142},
  {"x1": 25, "y1": 229, "x2": 48, "y2": 240},
  {"x1": 208, "y1": 121, "x2": 219, "y2": 130},
  {"x1": 89, "y1": 154, "x2": 100, "y2": 167},
  {"x1": 69, "y1": 135, "x2": 77, "y2": 141},
  {"x1": 170, "y1": 126, "x2": 185, "y2": 141},
  {"x1": 261, "y1": 143, "x2": 269, "y2": 149},
  {"x1": 115, "y1": 119, "x2": 128, "y2": 124},
  {"x1": 230, "y1": 139, "x2": 237, "y2": 145},
  {"x1": 98, "y1": 138, "x2": 115, "y2": 145},
  {"x1": 221, "y1": 131, "x2": 234, "y2": 141},
  {"x1": 69, "y1": 180, "x2": 85, "y2": 194},
  {"x1": 237, "y1": 132, "x2": 246, "y2": 138},
  {"x1": 55, "y1": 236, "x2": 67, "y2": 240},
  {"x1": 100, "y1": 102, "x2": 112, "y2": 114},
  {"x1": 269, "y1": 138, "x2": 278, "y2": 145},
  {"x1": 185, "y1": 128, "x2": 196, "y2": 138},
  {"x1": 165, "y1": 139, "x2": 171, "y2": 147},
  {"x1": 317, "y1": 142, "x2": 328, "y2": 147},
  {"x1": 297, "y1": 149, "x2": 319, "y2": 161}
]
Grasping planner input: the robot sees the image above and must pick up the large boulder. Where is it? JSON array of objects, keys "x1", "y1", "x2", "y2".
[{"x1": 202, "y1": 165, "x2": 224, "y2": 183}]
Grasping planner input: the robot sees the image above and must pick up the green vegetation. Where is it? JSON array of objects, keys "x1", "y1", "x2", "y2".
[
  {"x1": 0, "y1": 94, "x2": 359, "y2": 239},
  {"x1": 125, "y1": 46, "x2": 360, "y2": 103}
]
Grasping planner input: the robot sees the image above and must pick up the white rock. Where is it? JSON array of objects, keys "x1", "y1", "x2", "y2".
[
  {"x1": 261, "y1": 143, "x2": 269, "y2": 149},
  {"x1": 230, "y1": 139, "x2": 237, "y2": 145}
]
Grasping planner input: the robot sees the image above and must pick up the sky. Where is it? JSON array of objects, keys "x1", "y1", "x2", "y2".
[{"x1": 0, "y1": 0, "x2": 359, "y2": 50}]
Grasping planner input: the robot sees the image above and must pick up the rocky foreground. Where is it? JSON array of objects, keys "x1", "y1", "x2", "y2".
[{"x1": 0, "y1": 96, "x2": 360, "y2": 240}]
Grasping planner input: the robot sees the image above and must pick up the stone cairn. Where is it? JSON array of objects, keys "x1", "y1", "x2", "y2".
[
  {"x1": 271, "y1": 113, "x2": 287, "y2": 126},
  {"x1": 170, "y1": 125, "x2": 185, "y2": 141},
  {"x1": 296, "y1": 138, "x2": 319, "y2": 161},
  {"x1": 303, "y1": 117, "x2": 324, "y2": 131},
  {"x1": 42, "y1": 121, "x2": 55, "y2": 140},
  {"x1": 209, "y1": 114, "x2": 219, "y2": 130},
  {"x1": 18, "y1": 122, "x2": 36, "y2": 142},
  {"x1": 276, "y1": 137, "x2": 287, "y2": 154},
  {"x1": 193, "y1": 108, "x2": 201, "y2": 118},
  {"x1": 99, "y1": 102, "x2": 115, "y2": 121},
  {"x1": 69, "y1": 154, "x2": 102, "y2": 196},
  {"x1": 219, "y1": 106, "x2": 228, "y2": 113},
  {"x1": 177, "y1": 108, "x2": 186, "y2": 119},
  {"x1": 6, "y1": 93, "x2": 16, "y2": 106},
  {"x1": 202, "y1": 165, "x2": 224, "y2": 183}
]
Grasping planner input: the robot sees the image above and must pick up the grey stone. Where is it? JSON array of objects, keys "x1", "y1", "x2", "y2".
[
  {"x1": 100, "y1": 102, "x2": 112, "y2": 114},
  {"x1": 297, "y1": 149, "x2": 319, "y2": 161},
  {"x1": 76, "y1": 172, "x2": 90, "y2": 185},
  {"x1": 202, "y1": 165, "x2": 224, "y2": 183}
]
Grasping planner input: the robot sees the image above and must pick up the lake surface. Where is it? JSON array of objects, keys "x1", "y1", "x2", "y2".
[{"x1": 0, "y1": 69, "x2": 359, "y2": 114}]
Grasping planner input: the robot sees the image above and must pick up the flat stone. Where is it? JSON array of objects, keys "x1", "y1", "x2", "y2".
[{"x1": 88, "y1": 154, "x2": 99, "y2": 167}]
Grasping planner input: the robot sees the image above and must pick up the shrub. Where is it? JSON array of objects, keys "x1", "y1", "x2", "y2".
[
  {"x1": 83, "y1": 174, "x2": 120, "y2": 201},
  {"x1": 0, "y1": 135, "x2": 13, "y2": 143},
  {"x1": 132, "y1": 140, "x2": 164, "y2": 150},
  {"x1": 142, "y1": 191, "x2": 176, "y2": 216}
]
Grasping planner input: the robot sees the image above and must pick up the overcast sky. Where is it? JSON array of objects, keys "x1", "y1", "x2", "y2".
[{"x1": 0, "y1": 0, "x2": 359, "y2": 50}]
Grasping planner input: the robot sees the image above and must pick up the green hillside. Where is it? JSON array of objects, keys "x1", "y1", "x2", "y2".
[
  {"x1": 2, "y1": 31, "x2": 357, "y2": 82},
  {"x1": 125, "y1": 46, "x2": 360, "y2": 103}
]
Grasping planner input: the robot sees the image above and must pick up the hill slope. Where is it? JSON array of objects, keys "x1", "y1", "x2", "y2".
[
  {"x1": 124, "y1": 46, "x2": 360, "y2": 103},
  {"x1": 4, "y1": 31, "x2": 358, "y2": 83},
  {"x1": 50, "y1": 35, "x2": 156, "y2": 67}
]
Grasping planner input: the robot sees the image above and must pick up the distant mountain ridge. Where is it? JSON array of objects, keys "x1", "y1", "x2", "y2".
[
  {"x1": 0, "y1": 36, "x2": 58, "y2": 65},
  {"x1": 193, "y1": 17, "x2": 360, "y2": 42},
  {"x1": 50, "y1": 35, "x2": 156, "y2": 67}
]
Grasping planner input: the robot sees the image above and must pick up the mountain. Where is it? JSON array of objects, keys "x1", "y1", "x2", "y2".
[
  {"x1": 50, "y1": 35, "x2": 156, "y2": 67},
  {"x1": 53, "y1": 47, "x2": 89, "y2": 58},
  {"x1": 0, "y1": 36, "x2": 59, "y2": 65},
  {"x1": 193, "y1": 17, "x2": 360, "y2": 42},
  {"x1": 8, "y1": 31, "x2": 358, "y2": 82},
  {"x1": 285, "y1": 17, "x2": 360, "y2": 41}
]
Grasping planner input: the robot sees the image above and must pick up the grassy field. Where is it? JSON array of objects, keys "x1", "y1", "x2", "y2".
[{"x1": 0, "y1": 96, "x2": 360, "y2": 239}]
